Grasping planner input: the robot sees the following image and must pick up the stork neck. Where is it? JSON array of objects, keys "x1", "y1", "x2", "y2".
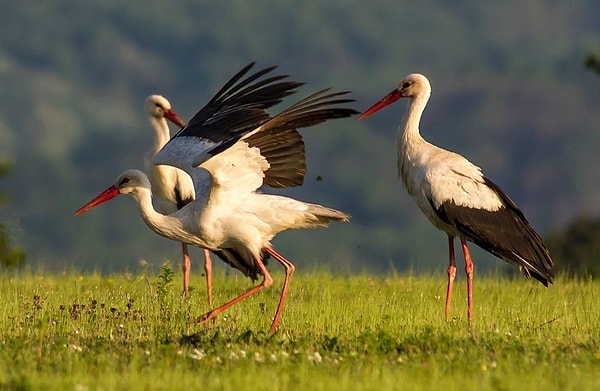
[
  {"x1": 130, "y1": 187, "x2": 180, "y2": 240},
  {"x1": 400, "y1": 93, "x2": 429, "y2": 145},
  {"x1": 397, "y1": 92, "x2": 430, "y2": 186},
  {"x1": 149, "y1": 117, "x2": 171, "y2": 154}
]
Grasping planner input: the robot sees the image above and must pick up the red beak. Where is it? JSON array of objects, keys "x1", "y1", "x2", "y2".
[
  {"x1": 73, "y1": 185, "x2": 120, "y2": 216},
  {"x1": 358, "y1": 89, "x2": 403, "y2": 120},
  {"x1": 164, "y1": 109, "x2": 187, "y2": 128}
]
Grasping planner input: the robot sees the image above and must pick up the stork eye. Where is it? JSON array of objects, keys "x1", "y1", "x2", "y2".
[
  {"x1": 402, "y1": 81, "x2": 413, "y2": 89},
  {"x1": 119, "y1": 177, "x2": 130, "y2": 186}
]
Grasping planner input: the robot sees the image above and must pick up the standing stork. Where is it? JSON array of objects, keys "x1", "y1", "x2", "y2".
[
  {"x1": 358, "y1": 73, "x2": 553, "y2": 322},
  {"x1": 144, "y1": 94, "x2": 213, "y2": 302},
  {"x1": 75, "y1": 63, "x2": 357, "y2": 331}
]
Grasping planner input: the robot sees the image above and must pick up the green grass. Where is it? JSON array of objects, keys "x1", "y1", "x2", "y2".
[{"x1": 0, "y1": 267, "x2": 598, "y2": 390}]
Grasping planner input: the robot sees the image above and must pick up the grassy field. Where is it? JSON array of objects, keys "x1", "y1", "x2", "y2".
[{"x1": 0, "y1": 266, "x2": 598, "y2": 390}]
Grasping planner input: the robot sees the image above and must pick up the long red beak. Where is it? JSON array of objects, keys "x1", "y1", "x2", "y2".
[
  {"x1": 73, "y1": 185, "x2": 120, "y2": 216},
  {"x1": 358, "y1": 89, "x2": 403, "y2": 120},
  {"x1": 164, "y1": 109, "x2": 187, "y2": 128}
]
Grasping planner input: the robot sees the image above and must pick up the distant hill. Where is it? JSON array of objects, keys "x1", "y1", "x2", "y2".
[{"x1": 0, "y1": 0, "x2": 599, "y2": 275}]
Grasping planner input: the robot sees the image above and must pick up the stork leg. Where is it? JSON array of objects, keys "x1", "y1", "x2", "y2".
[
  {"x1": 181, "y1": 243, "x2": 191, "y2": 297},
  {"x1": 445, "y1": 234, "x2": 457, "y2": 320},
  {"x1": 264, "y1": 246, "x2": 296, "y2": 332},
  {"x1": 203, "y1": 249, "x2": 213, "y2": 307},
  {"x1": 192, "y1": 254, "x2": 273, "y2": 325},
  {"x1": 460, "y1": 238, "x2": 474, "y2": 322}
]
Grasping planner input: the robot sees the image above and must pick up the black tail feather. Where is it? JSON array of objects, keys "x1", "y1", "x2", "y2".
[{"x1": 212, "y1": 248, "x2": 270, "y2": 282}]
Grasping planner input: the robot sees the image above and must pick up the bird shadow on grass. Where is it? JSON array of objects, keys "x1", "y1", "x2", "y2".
[{"x1": 179, "y1": 327, "x2": 276, "y2": 348}]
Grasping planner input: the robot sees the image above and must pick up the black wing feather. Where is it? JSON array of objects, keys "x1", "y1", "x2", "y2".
[
  {"x1": 212, "y1": 248, "x2": 270, "y2": 282},
  {"x1": 245, "y1": 128, "x2": 306, "y2": 188},
  {"x1": 433, "y1": 177, "x2": 554, "y2": 286},
  {"x1": 174, "y1": 186, "x2": 194, "y2": 210},
  {"x1": 171, "y1": 63, "x2": 304, "y2": 144}
]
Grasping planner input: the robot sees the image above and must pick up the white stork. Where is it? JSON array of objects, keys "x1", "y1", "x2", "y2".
[
  {"x1": 144, "y1": 94, "x2": 213, "y2": 302},
  {"x1": 75, "y1": 63, "x2": 357, "y2": 331},
  {"x1": 358, "y1": 73, "x2": 554, "y2": 322}
]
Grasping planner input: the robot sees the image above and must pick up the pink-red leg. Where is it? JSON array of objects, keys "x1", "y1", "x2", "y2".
[
  {"x1": 203, "y1": 249, "x2": 213, "y2": 307},
  {"x1": 460, "y1": 238, "x2": 474, "y2": 322},
  {"x1": 191, "y1": 253, "x2": 273, "y2": 325},
  {"x1": 264, "y1": 247, "x2": 296, "y2": 332},
  {"x1": 181, "y1": 243, "x2": 191, "y2": 297},
  {"x1": 445, "y1": 234, "x2": 457, "y2": 320}
]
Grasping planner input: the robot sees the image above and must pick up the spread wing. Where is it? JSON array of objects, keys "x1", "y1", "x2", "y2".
[
  {"x1": 153, "y1": 62, "x2": 304, "y2": 171},
  {"x1": 198, "y1": 89, "x2": 358, "y2": 199}
]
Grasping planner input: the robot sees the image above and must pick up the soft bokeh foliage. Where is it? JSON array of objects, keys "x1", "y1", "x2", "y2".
[{"x1": 0, "y1": 1, "x2": 599, "y2": 273}]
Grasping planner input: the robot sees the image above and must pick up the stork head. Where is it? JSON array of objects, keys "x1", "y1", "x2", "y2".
[
  {"x1": 395, "y1": 73, "x2": 431, "y2": 99},
  {"x1": 358, "y1": 73, "x2": 431, "y2": 120},
  {"x1": 73, "y1": 170, "x2": 151, "y2": 216},
  {"x1": 111, "y1": 169, "x2": 151, "y2": 196},
  {"x1": 144, "y1": 94, "x2": 186, "y2": 127}
]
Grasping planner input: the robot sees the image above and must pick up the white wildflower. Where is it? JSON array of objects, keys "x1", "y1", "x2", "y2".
[
  {"x1": 190, "y1": 349, "x2": 206, "y2": 361},
  {"x1": 308, "y1": 351, "x2": 322, "y2": 363}
]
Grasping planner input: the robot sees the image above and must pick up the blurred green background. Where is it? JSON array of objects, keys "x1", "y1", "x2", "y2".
[{"x1": 0, "y1": 0, "x2": 599, "y2": 275}]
